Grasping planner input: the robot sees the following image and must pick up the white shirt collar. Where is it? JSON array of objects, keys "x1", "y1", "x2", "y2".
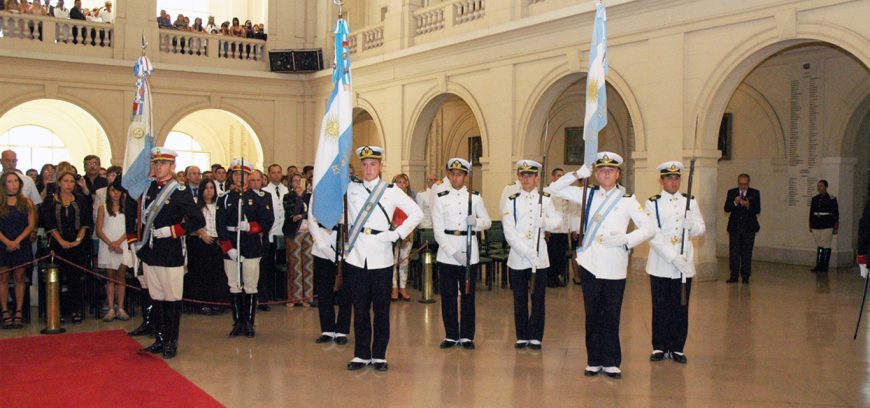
[{"x1": 363, "y1": 177, "x2": 381, "y2": 189}]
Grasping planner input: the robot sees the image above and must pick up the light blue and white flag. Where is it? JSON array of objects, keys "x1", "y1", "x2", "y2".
[
  {"x1": 582, "y1": 1, "x2": 608, "y2": 166},
  {"x1": 121, "y1": 56, "x2": 156, "y2": 200},
  {"x1": 311, "y1": 18, "x2": 353, "y2": 229}
]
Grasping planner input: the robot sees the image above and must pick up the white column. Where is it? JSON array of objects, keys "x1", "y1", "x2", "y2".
[{"x1": 822, "y1": 156, "x2": 857, "y2": 267}]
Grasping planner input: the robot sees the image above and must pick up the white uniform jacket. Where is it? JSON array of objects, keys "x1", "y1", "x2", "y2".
[
  {"x1": 502, "y1": 189, "x2": 562, "y2": 270},
  {"x1": 544, "y1": 184, "x2": 581, "y2": 234},
  {"x1": 644, "y1": 191, "x2": 706, "y2": 279},
  {"x1": 345, "y1": 177, "x2": 423, "y2": 270},
  {"x1": 432, "y1": 186, "x2": 492, "y2": 266},
  {"x1": 307, "y1": 203, "x2": 338, "y2": 261},
  {"x1": 548, "y1": 173, "x2": 655, "y2": 280},
  {"x1": 499, "y1": 180, "x2": 522, "y2": 215},
  {"x1": 262, "y1": 182, "x2": 289, "y2": 243},
  {"x1": 416, "y1": 186, "x2": 434, "y2": 229}
]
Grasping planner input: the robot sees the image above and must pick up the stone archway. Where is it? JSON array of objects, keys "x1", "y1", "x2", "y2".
[{"x1": 166, "y1": 109, "x2": 264, "y2": 170}]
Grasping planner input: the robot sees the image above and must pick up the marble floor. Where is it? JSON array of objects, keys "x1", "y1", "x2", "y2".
[{"x1": 3, "y1": 260, "x2": 870, "y2": 407}]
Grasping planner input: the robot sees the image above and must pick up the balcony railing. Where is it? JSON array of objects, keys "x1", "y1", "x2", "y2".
[
  {"x1": 412, "y1": 0, "x2": 486, "y2": 41},
  {"x1": 158, "y1": 29, "x2": 267, "y2": 68},
  {"x1": 0, "y1": 12, "x2": 114, "y2": 50},
  {"x1": 348, "y1": 23, "x2": 384, "y2": 55}
]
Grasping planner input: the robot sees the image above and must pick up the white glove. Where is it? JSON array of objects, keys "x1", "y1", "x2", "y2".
[
  {"x1": 682, "y1": 217, "x2": 697, "y2": 232},
  {"x1": 227, "y1": 248, "x2": 239, "y2": 261},
  {"x1": 152, "y1": 226, "x2": 172, "y2": 239},
  {"x1": 375, "y1": 231, "x2": 399, "y2": 243},
  {"x1": 600, "y1": 232, "x2": 628, "y2": 248},
  {"x1": 575, "y1": 165, "x2": 592, "y2": 179},
  {"x1": 535, "y1": 217, "x2": 546, "y2": 229},
  {"x1": 238, "y1": 220, "x2": 251, "y2": 232},
  {"x1": 523, "y1": 248, "x2": 538, "y2": 262},
  {"x1": 452, "y1": 251, "x2": 467, "y2": 265},
  {"x1": 672, "y1": 255, "x2": 692, "y2": 275},
  {"x1": 465, "y1": 215, "x2": 477, "y2": 228},
  {"x1": 860, "y1": 264, "x2": 868, "y2": 279}
]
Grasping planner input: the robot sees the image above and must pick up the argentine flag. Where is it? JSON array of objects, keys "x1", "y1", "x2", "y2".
[
  {"x1": 122, "y1": 56, "x2": 156, "y2": 200},
  {"x1": 312, "y1": 18, "x2": 353, "y2": 229},
  {"x1": 583, "y1": 1, "x2": 608, "y2": 166}
]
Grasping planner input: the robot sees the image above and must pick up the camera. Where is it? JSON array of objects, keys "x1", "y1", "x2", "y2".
[{"x1": 74, "y1": 174, "x2": 82, "y2": 181}]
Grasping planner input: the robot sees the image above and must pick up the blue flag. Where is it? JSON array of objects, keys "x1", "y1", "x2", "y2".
[
  {"x1": 121, "y1": 56, "x2": 155, "y2": 200},
  {"x1": 583, "y1": 1, "x2": 608, "y2": 166},
  {"x1": 311, "y1": 19, "x2": 353, "y2": 229}
]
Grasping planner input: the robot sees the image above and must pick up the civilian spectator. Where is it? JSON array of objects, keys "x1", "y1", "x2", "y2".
[
  {"x1": 69, "y1": 0, "x2": 84, "y2": 20},
  {"x1": 4, "y1": 1, "x2": 20, "y2": 14},
  {"x1": 230, "y1": 17, "x2": 244, "y2": 37},
  {"x1": 176, "y1": 170, "x2": 186, "y2": 186},
  {"x1": 192, "y1": 17, "x2": 204, "y2": 32},
  {"x1": 183, "y1": 179, "x2": 228, "y2": 315},
  {"x1": 205, "y1": 16, "x2": 218, "y2": 34},
  {"x1": 244, "y1": 20, "x2": 254, "y2": 38},
  {"x1": 25, "y1": 169, "x2": 38, "y2": 184},
  {"x1": 36, "y1": 163, "x2": 55, "y2": 197},
  {"x1": 17, "y1": 0, "x2": 30, "y2": 14},
  {"x1": 0, "y1": 171, "x2": 37, "y2": 329},
  {"x1": 96, "y1": 180, "x2": 132, "y2": 321},
  {"x1": 27, "y1": 0, "x2": 45, "y2": 15},
  {"x1": 40, "y1": 170, "x2": 92, "y2": 324},
  {"x1": 101, "y1": 1, "x2": 113, "y2": 24},
  {"x1": 258, "y1": 23, "x2": 266, "y2": 40},
  {"x1": 82, "y1": 154, "x2": 107, "y2": 200},
  {"x1": 52, "y1": 0, "x2": 68, "y2": 19},
  {"x1": 284, "y1": 173, "x2": 313, "y2": 307},
  {"x1": 1, "y1": 150, "x2": 41, "y2": 206},
  {"x1": 202, "y1": 170, "x2": 213, "y2": 180},
  {"x1": 173, "y1": 14, "x2": 187, "y2": 31},
  {"x1": 157, "y1": 9, "x2": 172, "y2": 28},
  {"x1": 184, "y1": 166, "x2": 203, "y2": 199},
  {"x1": 391, "y1": 173, "x2": 414, "y2": 301}
]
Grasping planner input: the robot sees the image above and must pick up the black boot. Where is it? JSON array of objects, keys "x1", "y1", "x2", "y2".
[
  {"x1": 820, "y1": 248, "x2": 831, "y2": 272},
  {"x1": 245, "y1": 294, "x2": 258, "y2": 338},
  {"x1": 140, "y1": 301, "x2": 164, "y2": 354},
  {"x1": 811, "y1": 247, "x2": 824, "y2": 272},
  {"x1": 163, "y1": 301, "x2": 181, "y2": 359},
  {"x1": 128, "y1": 296, "x2": 153, "y2": 337},
  {"x1": 228, "y1": 293, "x2": 244, "y2": 337}
]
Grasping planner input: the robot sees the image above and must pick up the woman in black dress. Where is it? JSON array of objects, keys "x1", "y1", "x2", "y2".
[
  {"x1": 0, "y1": 171, "x2": 37, "y2": 329},
  {"x1": 183, "y1": 179, "x2": 229, "y2": 314},
  {"x1": 40, "y1": 171, "x2": 92, "y2": 324}
]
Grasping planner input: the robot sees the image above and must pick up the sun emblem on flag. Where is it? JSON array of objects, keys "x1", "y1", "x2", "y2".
[
  {"x1": 587, "y1": 79, "x2": 599, "y2": 101},
  {"x1": 325, "y1": 116, "x2": 340, "y2": 140}
]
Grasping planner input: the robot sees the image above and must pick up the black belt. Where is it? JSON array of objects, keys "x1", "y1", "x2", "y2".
[
  {"x1": 444, "y1": 230, "x2": 469, "y2": 236},
  {"x1": 318, "y1": 223, "x2": 341, "y2": 232}
]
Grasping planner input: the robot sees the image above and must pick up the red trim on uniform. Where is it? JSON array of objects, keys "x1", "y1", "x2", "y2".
[
  {"x1": 171, "y1": 224, "x2": 185, "y2": 238},
  {"x1": 219, "y1": 240, "x2": 233, "y2": 254},
  {"x1": 126, "y1": 234, "x2": 138, "y2": 244},
  {"x1": 248, "y1": 221, "x2": 261, "y2": 235}
]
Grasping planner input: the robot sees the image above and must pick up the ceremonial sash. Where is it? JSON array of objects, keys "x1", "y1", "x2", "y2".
[
  {"x1": 346, "y1": 180, "x2": 387, "y2": 253},
  {"x1": 582, "y1": 187, "x2": 623, "y2": 250},
  {"x1": 135, "y1": 180, "x2": 180, "y2": 251}
]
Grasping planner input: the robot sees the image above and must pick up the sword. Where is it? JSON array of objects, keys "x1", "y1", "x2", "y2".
[
  {"x1": 236, "y1": 157, "x2": 245, "y2": 291},
  {"x1": 679, "y1": 159, "x2": 695, "y2": 306},
  {"x1": 855, "y1": 267, "x2": 869, "y2": 339},
  {"x1": 531, "y1": 155, "x2": 546, "y2": 295},
  {"x1": 465, "y1": 164, "x2": 473, "y2": 295}
]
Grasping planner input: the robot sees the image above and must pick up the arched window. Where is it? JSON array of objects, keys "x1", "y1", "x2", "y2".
[
  {"x1": 0, "y1": 126, "x2": 70, "y2": 172},
  {"x1": 165, "y1": 131, "x2": 211, "y2": 171}
]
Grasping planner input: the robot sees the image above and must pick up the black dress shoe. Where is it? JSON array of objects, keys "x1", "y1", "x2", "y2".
[
  {"x1": 605, "y1": 371, "x2": 622, "y2": 379},
  {"x1": 440, "y1": 340, "x2": 458, "y2": 349},
  {"x1": 334, "y1": 336, "x2": 348, "y2": 345},
  {"x1": 671, "y1": 353, "x2": 687, "y2": 364},
  {"x1": 258, "y1": 304, "x2": 271, "y2": 312},
  {"x1": 584, "y1": 369, "x2": 600, "y2": 377},
  {"x1": 726, "y1": 277, "x2": 739, "y2": 283},
  {"x1": 742, "y1": 278, "x2": 750, "y2": 284},
  {"x1": 346, "y1": 361, "x2": 368, "y2": 371},
  {"x1": 315, "y1": 335, "x2": 333, "y2": 344},
  {"x1": 649, "y1": 351, "x2": 666, "y2": 362},
  {"x1": 528, "y1": 342, "x2": 542, "y2": 350},
  {"x1": 515, "y1": 342, "x2": 528, "y2": 349},
  {"x1": 461, "y1": 341, "x2": 476, "y2": 350},
  {"x1": 372, "y1": 362, "x2": 389, "y2": 371}
]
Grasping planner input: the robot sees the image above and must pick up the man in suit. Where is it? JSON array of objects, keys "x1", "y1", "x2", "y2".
[
  {"x1": 184, "y1": 166, "x2": 202, "y2": 200},
  {"x1": 724, "y1": 173, "x2": 761, "y2": 284}
]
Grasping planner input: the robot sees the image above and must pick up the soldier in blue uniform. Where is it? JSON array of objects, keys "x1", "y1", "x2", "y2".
[
  {"x1": 217, "y1": 159, "x2": 274, "y2": 338},
  {"x1": 126, "y1": 147, "x2": 205, "y2": 359}
]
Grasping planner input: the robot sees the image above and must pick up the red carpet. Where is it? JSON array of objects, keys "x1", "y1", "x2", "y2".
[{"x1": 0, "y1": 330, "x2": 223, "y2": 408}]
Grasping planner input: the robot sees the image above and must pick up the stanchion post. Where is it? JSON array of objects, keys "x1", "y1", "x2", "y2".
[
  {"x1": 41, "y1": 262, "x2": 66, "y2": 335},
  {"x1": 418, "y1": 247, "x2": 436, "y2": 304}
]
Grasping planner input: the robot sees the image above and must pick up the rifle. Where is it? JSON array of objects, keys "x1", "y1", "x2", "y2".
[
  {"x1": 236, "y1": 157, "x2": 245, "y2": 291},
  {"x1": 334, "y1": 194, "x2": 348, "y2": 292},
  {"x1": 679, "y1": 159, "x2": 696, "y2": 306},
  {"x1": 530, "y1": 156, "x2": 547, "y2": 294},
  {"x1": 464, "y1": 165, "x2": 473, "y2": 295}
]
